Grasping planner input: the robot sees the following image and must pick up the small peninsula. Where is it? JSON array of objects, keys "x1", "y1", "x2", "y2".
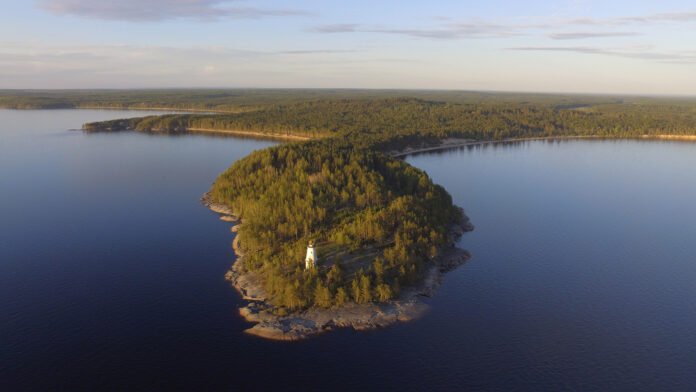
[
  {"x1": 70, "y1": 90, "x2": 696, "y2": 339},
  {"x1": 200, "y1": 138, "x2": 474, "y2": 339}
]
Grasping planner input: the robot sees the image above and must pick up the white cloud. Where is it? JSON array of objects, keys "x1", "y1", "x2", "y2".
[
  {"x1": 549, "y1": 32, "x2": 640, "y2": 40},
  {"x1": 508, "y1": 46, "x2": 696, "y2": 64},
  {"x1": 37, "y1": 0, "x2": 308, "y2": 21},
  {"x1": 0, "y1": 43, "x2": 363, "y2": 88},
  {"x1": 312, "y1": 10, "x2": 696, "y2": 40}
]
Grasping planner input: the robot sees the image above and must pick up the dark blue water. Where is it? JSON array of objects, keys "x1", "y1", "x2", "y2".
[{"x1": 2, "y1": 111, "x2": 696, "y2": 391}]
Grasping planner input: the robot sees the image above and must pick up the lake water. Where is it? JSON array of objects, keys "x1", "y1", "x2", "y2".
[{"x1": 2, "y1": 110, "x2": 696, "y2": 391}]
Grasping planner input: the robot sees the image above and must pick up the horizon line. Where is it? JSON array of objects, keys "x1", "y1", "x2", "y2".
[{"x1": 2, "y1": 87, "x2": 696, "y2": 99}]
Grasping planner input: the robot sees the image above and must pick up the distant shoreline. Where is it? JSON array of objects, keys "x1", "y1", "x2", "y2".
[
  {"x1": 1, "y1": 105, "x2": 247, "y2": 114},
  {"x1": 77, "y1": 106, "x2": 239, "y2": 114},
  {"x1": 63, "y1": 106, "x2": 696, "y2": 150},
  {"x1": 391, "y1": 135, "x2": 696, "y2": 158}
]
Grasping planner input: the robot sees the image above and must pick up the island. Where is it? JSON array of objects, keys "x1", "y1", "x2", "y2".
[{"x1": 7, "y1": 89, "x2": 696, "y2": 340}]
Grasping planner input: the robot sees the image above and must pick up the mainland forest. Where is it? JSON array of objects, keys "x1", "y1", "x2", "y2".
[{"x1": 81, "y1": 97, "x2": 696, "y2": 150}]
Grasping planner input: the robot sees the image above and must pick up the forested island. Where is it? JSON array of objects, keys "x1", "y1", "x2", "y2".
[
  {"x1": 8, "y1": 89, "x2": 696, "y2": 339},
  {"x1": 202, "y1": 139, "x2": 474, "y2": 339}
]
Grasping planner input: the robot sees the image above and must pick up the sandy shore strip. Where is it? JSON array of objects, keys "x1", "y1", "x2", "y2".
[
  {"x1": 75, "y1": 106, "x2": 252, "y2": 114},
  {"x1": 639, "y1": 134, "x2": 696, "y2": 141},
  {"x1": 187, "y1": 128, "x2": 312, "y2": 141}
]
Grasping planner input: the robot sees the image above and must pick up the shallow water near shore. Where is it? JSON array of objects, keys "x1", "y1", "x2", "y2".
[{"x1": 2, "y1": 110, "x2": 696, "y2": 390}]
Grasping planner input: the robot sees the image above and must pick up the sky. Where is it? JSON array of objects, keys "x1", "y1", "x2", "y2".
[{"x1": 1, "y1": 0, "x2": 696, "y2": 94}]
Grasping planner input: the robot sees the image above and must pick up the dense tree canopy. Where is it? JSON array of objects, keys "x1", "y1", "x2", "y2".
[
  {"x1": 209, "y1": 138, "x2": 461, "y2": 309},
  {"x1": 83, "y1": 98, "x2": 696, "y2": 152}
]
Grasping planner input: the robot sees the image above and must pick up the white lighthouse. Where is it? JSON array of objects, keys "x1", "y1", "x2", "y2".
[{"x1": 305, "y1": 242, "x2": 317, "y2": 270}]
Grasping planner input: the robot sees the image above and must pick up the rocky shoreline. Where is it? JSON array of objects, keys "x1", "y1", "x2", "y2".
[{"x1": 202, "y1": 193, "x2": 474, "y2": 341}]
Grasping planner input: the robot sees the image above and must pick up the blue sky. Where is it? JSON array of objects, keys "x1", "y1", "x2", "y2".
[{"x1": 1, "y1": 0, "x2": 696, "y2": 94}]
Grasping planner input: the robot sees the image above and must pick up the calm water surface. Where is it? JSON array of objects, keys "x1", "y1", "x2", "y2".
[{"x1": 2, "y1": 110, "x2": 696, "y2": 391}]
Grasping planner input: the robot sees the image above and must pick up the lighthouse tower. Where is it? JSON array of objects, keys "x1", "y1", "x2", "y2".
[{"x1": 305, "y1": 242, "x2": 317, "y2": 270}]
